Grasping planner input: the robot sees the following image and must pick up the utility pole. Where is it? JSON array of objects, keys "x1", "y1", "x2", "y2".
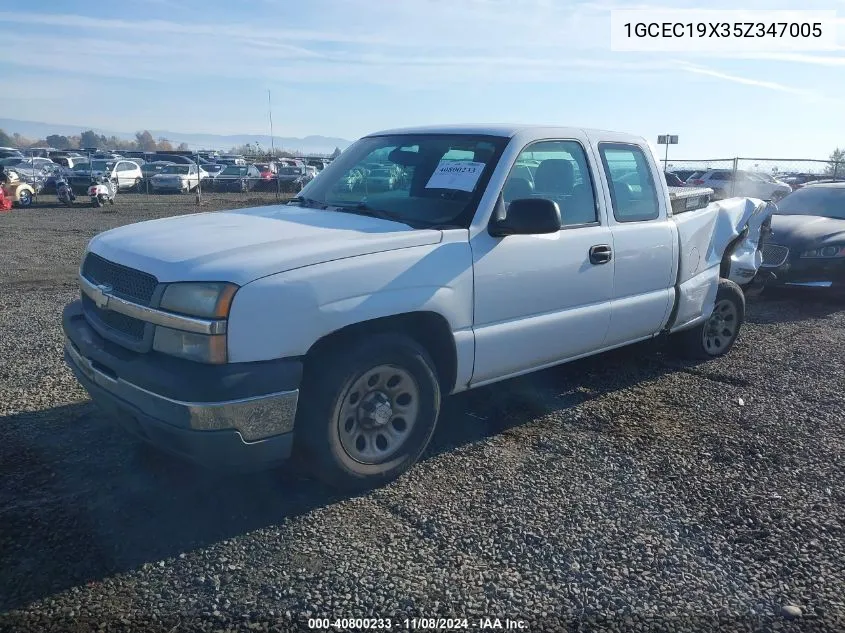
[{"x1": 268, "y1": 90, "x2": 275, "y2": 159}]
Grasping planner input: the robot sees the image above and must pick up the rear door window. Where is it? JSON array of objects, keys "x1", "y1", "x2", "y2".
[{"x1": 599, "y1": 144, "x2": 660, "y2": 222}]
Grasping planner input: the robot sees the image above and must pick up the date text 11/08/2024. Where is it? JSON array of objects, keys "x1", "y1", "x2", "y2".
[{"x1": 307, "y1": 617, "x2": 528, "y2": 630}]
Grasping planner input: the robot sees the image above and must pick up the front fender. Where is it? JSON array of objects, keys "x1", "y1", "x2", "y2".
[{"x1": 226, "y1": 235, "x2": 474, "y2": 364}]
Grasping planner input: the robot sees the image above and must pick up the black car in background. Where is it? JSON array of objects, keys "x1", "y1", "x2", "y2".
[
  {"x1": 139, "y1": 161, "x2": 176, "y2": 190},
  {"x1": 212, "y1": 164, "x2": 262, "y2": 192},
  {"x1": 758, "y1": 183, "x2": 845, "y2": 292}
]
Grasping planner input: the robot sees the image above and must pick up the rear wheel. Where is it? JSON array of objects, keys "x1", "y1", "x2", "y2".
[
  {"x1": 17, "y1": 190, "x2": 32, "y2": 207},
  {"x1": 295, "y1": 333, "x2": 441, "y2": 491},
  {"x1": 672, "y1": 279, "x2": 745, "y2": 360}
]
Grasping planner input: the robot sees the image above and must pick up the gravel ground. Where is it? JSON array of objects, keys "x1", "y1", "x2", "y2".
[{"x1": 1, "y1": 198, "x2": 843, "y2": 632}]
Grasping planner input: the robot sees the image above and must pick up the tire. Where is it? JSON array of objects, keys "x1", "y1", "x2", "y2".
[
  {"x1": 17, "y1": 189, "x2": 32, "y2": 207},
  {"x1": 92, "y1": 197, "x2": 102, "y2": 208},
  {"x1": 295, "y1": 333, "x2": 441, "y2": 491},
  {"x1": 672, "y1": 278, "x2": 745, "y2": 360},
  {"x1": 133, "y1": 178, "x2": 142, "y2": 192}
]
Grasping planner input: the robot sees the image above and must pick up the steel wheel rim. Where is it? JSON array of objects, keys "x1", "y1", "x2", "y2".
[
  {"x1": 19, "y1": 190, "x2": 31, "y2": 206},
  {"x1": 337, "y1": 364, "x2": 420, "y2": 464},
  {"x1": 702, "y1": 298, "x2": 738, "y2": 354}
]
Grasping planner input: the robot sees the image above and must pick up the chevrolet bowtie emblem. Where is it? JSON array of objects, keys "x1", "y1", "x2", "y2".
[{"x1": 93, "y1": 284, "x2": 113, "y2": 309}]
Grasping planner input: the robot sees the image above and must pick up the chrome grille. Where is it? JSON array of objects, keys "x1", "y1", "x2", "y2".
[
  {"x1": 81, "y1": 294, "x2": 146, "y2": 341},
  {"x1": 761, "y1": 243, "x2": 789, "y2": 267},
  {"x1": 81, "y1": 252, "x2": 158, "y2": 306}
]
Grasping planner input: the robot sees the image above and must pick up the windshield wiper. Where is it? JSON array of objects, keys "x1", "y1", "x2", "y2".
[
  {"x1": 287, "y1": 196, "x2": 325, "y2": 209},
  {"x1": 329, "y1": 201, "x2": 411, "y2": 226}
]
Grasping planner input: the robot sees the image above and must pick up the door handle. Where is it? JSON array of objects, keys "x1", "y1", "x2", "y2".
[{"x1": 589, "y1": 244, "x2": 612, "y2": 265}]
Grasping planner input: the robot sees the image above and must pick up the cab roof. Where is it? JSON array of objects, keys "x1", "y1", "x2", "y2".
[{"x1": 365, "y1": 124, "x2": 636, "y2": 140}]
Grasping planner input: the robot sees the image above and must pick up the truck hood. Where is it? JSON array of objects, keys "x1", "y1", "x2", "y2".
[{"x1": 87, "y1": 205, "x2": 443, "y2": 285}]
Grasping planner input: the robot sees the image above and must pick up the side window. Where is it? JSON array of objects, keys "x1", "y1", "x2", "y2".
[
  {"x1": 599, "y1": 143, "x2": 660, "y2": 222},
  {"x1": 502, "y1": 140, "x2": 598, "y2": 226}
]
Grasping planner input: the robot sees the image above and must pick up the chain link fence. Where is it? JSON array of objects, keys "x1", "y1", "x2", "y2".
[{"x1": 665, "y1": 157, "x2": 843, "y2": 201}]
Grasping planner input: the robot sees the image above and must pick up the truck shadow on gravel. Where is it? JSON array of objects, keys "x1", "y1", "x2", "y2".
[{"x1": 0, "y1": 340, "x2": 692, "y2": 612}]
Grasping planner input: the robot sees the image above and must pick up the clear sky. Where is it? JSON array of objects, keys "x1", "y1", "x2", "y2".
[{"x1": 0, "y1": 0, "x2": 842, "y2": 159}]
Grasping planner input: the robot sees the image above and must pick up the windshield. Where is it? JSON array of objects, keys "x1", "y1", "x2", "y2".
[
  {"x1": 1, "y1": 157, "x2": 24, "y2": 166},
  {"x1": 279, "y1": 167, "x2": 302, "y2": 175},
  {"x1": 296, "y1": 134, "x2": 508, "y2": 228},
  {"x1": 221, "y1": 166, "x2": 248, "y2": 176},
  {"x1": 144, "y1": 162, "x2": 170, "y2": 172},
  {"x1": 162, "y1": 165, "x2": 190, "y2": 175},
  {"x1": 86, "y1": 160, "x2": 113, "y2": 172},
  {"x1": 776, "y1": 186, "x2": 845, "y2": 219}
]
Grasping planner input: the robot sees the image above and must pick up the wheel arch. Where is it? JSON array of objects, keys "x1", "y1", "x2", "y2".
[{"x1": 305, "y1": 311, "x2": 458, "y2": 394}]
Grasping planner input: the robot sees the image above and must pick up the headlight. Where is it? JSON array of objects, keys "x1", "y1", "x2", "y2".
[
  {"x1": 159, "y1": 282, "x2": 238, "y2": 318},
  {"x1": 800, "y1": 245, "x2": 844, "y2": 258},
  {"x1": 153, "y1": 327, "x2": 227, "y2": 364}
]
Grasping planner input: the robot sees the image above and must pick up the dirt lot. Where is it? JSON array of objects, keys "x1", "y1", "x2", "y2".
[{"x1": 1, "y1": 198, "x2": 843, "y2": 632}]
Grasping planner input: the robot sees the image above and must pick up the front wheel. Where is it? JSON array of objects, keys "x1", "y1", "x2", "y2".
[
  {"x1": 295, "y1": 333, "x2": 441, "y2": 491},
  {"x1": 92, "y1": 197, "x2": 103, "y2": 208},
  {"x1": 672, "y1": 279, "x2": 745, "y2": 360},
  {"x1": 17, "y1": 190, "x2": 32, "y2": 207}
]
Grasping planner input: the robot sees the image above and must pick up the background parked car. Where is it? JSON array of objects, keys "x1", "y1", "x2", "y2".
[
  {"x1": 68, "y1": 159, "x2": 143, "y2": 193},
  {"x1": 213, "y1": 164, "x2": 261, "y2": 191},
  {"x1": 216, "y1": 154, "x2": 247, "y2": 166},
  {"x1": 276, "y1": 165, "x2": 311, "y2": 192},
  {"x1": 255, "y1": 162, "x2": 279, "y2": 190},
  {"x1": 668, "y1": 169, "x2": 699, "y2": 182},
  {"x1": 200, "y1": 163, "x2": 225, "y2": 185},
  {"x1": 664, "y1": 171, "x2": 686, "y2": 187},
  {"x1": 365, "y1": 166, "x2": 397, "y2": 191},
  {"x1": 50, "y1": 156, "x2": 87, "y2": 170},
  {"x1": 758, "y1": 182, "x2": 845, "y2": 292},
  {"x1": 140, "y1": 160, "x2": 176, "y2": 188},
  {"x1": 150, "y1": 163, "x2": 206, "y2": 193},
  {"x1": 779, "y1": 173, "x2": 826, "y2": 191},
  {"x1": 688, "y1": 169, "x2": 792, "y2": 201},
  {"x1": 0, "y1": 156, "x2": 56, "y2": 179}
]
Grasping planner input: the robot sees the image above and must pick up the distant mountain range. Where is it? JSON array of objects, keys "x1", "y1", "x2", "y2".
[{"x1": 0, "y1": 118, "x2": 353, "y2": 155}]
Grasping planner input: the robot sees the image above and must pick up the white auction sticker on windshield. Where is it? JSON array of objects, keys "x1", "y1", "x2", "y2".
[{"x1": 425, "y1": 160, "x2": 486, "y2": 192}]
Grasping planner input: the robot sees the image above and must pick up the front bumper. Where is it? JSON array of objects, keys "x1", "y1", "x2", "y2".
[
  {"x1": 760, "y1": 255, "x2": 845, "y2": 289},
  {"x1": 62, "y1": 300, "x2": 302, "y2": 470},
  {"x1": 151, "y1": 181, "x2": 188, "y2": 191}
]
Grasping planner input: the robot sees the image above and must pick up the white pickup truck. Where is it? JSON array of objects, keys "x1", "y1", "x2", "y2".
[{"x1": 62, "y1": 125, "x2": 773, "y2": 490}]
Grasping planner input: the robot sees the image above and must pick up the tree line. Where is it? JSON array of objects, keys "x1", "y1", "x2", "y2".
[
  {"x1": 826, "y1": 148, "x2": 844, "y2": 175},
  {"x1": 0, "y1": 128, "x2": 188, "y2": 152}
]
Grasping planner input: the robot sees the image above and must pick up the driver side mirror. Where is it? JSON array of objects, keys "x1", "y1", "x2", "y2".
[{"x1": 488, "y1": 196, "x2": 562, "y2": 237}]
